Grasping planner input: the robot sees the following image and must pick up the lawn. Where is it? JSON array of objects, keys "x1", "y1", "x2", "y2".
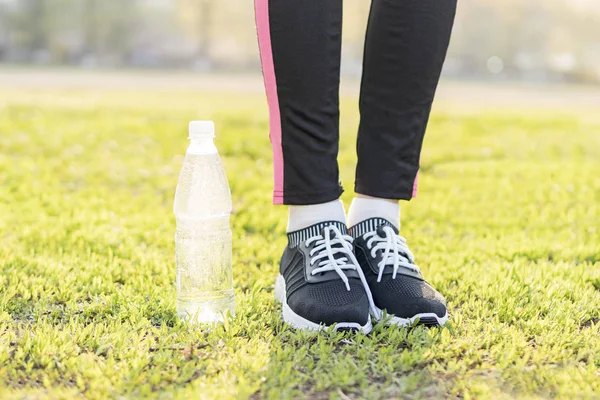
[{"x1": 0, "y1": 82, "x2": 599, "y2": 399}]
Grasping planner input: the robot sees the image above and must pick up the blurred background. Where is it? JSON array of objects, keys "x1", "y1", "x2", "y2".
[{"x1": 0, "y1": 0, "x2": 599, "y2": 85}]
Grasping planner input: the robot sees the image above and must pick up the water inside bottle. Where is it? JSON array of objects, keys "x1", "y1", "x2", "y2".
[
  {"x1": 175, "y1": 215, "x2": 234, "y2": 323},
  {"x1": 174, "y1": 148, "x2": 235, "y2": 324}
]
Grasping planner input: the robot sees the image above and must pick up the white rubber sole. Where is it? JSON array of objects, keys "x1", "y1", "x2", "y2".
[
  {"x1": 372, "y1": 306, "x2": 449, "y2": 327},
  {"x1": 275, "y1": 274, "x2": 373, "y2": 333}
]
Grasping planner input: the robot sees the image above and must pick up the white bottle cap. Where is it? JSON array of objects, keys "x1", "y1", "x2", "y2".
[{"x1": 189, "y1": 121, "x2": 215, "y2": 139}]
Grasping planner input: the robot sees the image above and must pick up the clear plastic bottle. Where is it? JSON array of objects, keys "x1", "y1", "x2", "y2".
[{"x1": 174, "y1": 121, "x2": 235, "y2": 324}]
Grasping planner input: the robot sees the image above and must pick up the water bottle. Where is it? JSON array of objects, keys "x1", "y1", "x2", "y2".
[{"x1": 174, "y1": 121, "x2": 235, "y2": 324}]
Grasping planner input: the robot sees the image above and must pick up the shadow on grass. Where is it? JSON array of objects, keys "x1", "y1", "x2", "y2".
[{"x1": 248, "y1": 291, "x2": 454, "y2": 399}]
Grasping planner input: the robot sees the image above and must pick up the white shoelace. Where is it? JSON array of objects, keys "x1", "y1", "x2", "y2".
[
  {"x1": 305, "y1": 225, "x2": 378, "y2": 315},
  {"x1": 363, "y1": 225, "x2": 420, "y2": 282}
]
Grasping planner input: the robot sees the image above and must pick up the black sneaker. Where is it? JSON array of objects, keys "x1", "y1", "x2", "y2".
[
  {"x1": 350, "y1": 218, "x2": 448, "y2": 327},
  {"x1": 275, "y1": 221, "x2": 374, "y2": 332}
]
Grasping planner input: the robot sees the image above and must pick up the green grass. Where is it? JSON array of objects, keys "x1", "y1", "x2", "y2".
[{"x1": 1, "y1": 86, "x2": 600, "y2": 399}]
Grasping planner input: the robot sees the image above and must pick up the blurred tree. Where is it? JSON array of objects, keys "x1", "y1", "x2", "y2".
[
  {"x1": 80, "y1": 0, "x2": 139, "y2": 64},
  {"x1": 0, "y1": 2, "x2": 7, "y2": 60},
  {"x1": 82, "y1": 0, "x2": 98, "y2": 56},
  {"x1": 29, "y1": 0, "x2": 45, "y2": 52},
  {"x1": 198, "y1": 0, "x2": 212, "y2": 59},
  {"x1": 105, "y1": 0, "x2": 137, "y2": 64},
  {"x1": 178, "y1": 0, "x2": 215, "y2": 61}
]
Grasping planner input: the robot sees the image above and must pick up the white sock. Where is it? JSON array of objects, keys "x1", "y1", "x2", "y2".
[
  {"x1": 287, "y1": 199, "x2": 346, "y2": 232},
  {"x1": 347, "y1": 197, "x2": 400, "y2": 230}
]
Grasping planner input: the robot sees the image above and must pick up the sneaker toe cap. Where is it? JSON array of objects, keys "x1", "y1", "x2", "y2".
[
  {"x1": 288, "y1": 279, "x2": 370, "y2": 326},
  {"x1": 374, "y1": 276, "x2": 448, "y2": 319},
  {"x1": 384, "y1": 297, "x2": 447, "y2": 319}
]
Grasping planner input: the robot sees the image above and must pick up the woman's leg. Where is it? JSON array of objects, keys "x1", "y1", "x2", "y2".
[
  {"x1": 255, "y1": 0, "x2": 344, "y2": 206},
  {"x1": 255, "y1": 0, "x2": 372, "y2": 332},
  {"x1": 348, "y1": 0, "x2": 457, "y2": 327},
  {"x1": 355, "y1": 0, "x2": 457, "y2": 199}
]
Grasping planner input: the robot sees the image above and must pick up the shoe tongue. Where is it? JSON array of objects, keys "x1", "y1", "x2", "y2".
[
  {"x1": 287, "y1": 221, "x2": 347, "y2": 247},
  {"x1": 350, "y1": 217, "x2": 398, "y2": 238}
]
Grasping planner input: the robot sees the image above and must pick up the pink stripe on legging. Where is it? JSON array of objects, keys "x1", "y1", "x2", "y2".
[
  {"x1": 255, "y1": 0, "x2": 284, "y2": 205},
  {"x1": 412, "y1": 171, "x2": 419, "y2": 198}
]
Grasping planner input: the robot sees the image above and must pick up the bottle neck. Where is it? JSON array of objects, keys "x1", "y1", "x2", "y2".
[{"x1": 187, "y1": 136, "x2": 217, "y2": 155}]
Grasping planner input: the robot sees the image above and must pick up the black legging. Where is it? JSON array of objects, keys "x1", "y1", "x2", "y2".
[{"x1": 255, "y1": 0, "x2": 457, "y2": 205}]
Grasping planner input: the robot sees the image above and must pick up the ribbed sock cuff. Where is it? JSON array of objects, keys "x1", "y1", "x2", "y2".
[
  {"x1": 348, "y1": 217, "x2": 398, "y2": 238},
  {"x1": 287, "y1": 220, "x2": 347, "y2": 247}
]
